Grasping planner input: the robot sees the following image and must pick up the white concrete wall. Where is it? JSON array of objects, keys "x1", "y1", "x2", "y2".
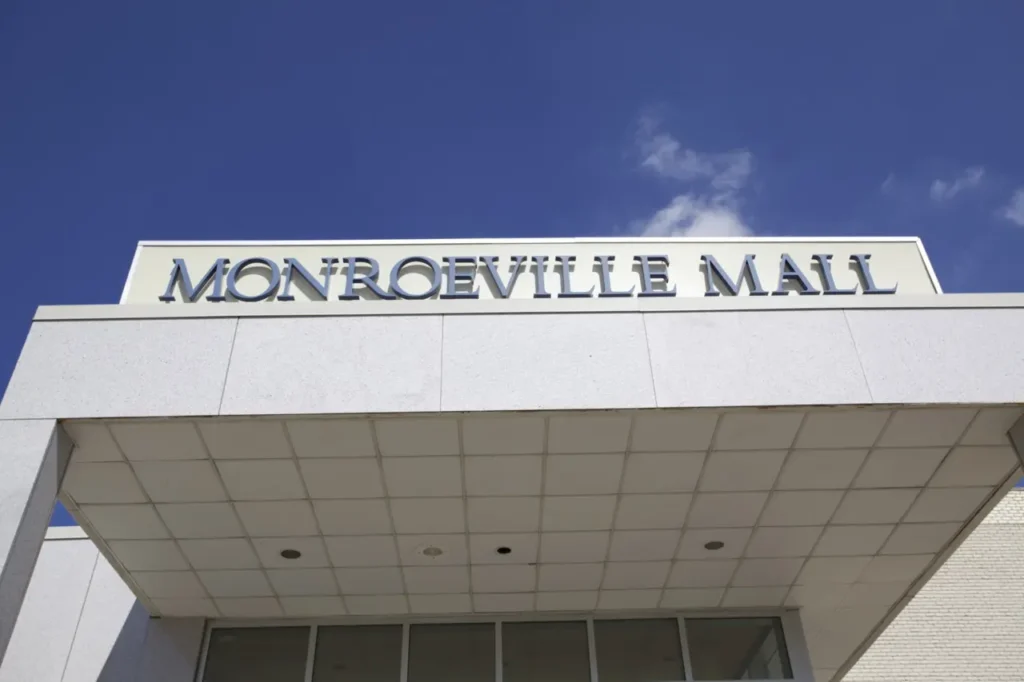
[
  {"x1": 845, "y1": 488, "x2": 1024, "y2": 682},
  {"x1": 5, "y1": 308, "x2": 1024, "y2": 423},
  {"x1": 0, "y1": 534, "x2": 203, "y2": 682}
]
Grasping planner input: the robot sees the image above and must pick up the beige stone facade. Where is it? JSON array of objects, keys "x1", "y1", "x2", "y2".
[{"x1": 847, "y1": 488, "x2": 1024, "y2": 682}]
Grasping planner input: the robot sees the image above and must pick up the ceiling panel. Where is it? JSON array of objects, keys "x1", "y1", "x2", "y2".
[{"x1": 286, "y1": 419, "x2": 376, "y2": 458}]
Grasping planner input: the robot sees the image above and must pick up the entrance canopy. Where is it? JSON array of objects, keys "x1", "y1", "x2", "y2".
[
  {"x1": 60, "y1": 407, "x2": 1020, "y2": 657},
  {"x1": 3, "y1": 237, "x2": 1024, "y2": 682}
]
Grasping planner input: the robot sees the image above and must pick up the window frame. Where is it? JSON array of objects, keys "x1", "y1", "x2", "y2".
[{"x1": 195, "y1": 609, "x2": 811, "y2": 682}]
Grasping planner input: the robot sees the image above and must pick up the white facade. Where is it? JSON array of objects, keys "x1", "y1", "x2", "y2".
[
  {"x1": 1, "y1": 238, "x2": 1022, "y2": 682},
  {"x1": 846, "y1": 489, "x2": 1024, "y2": 682}
]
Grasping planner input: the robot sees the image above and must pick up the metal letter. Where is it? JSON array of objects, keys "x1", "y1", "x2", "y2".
[
  {"x1": 595, "y1": 256, "x2": 635, "y2": 298},
  {"x1": 850, "y1": 254, "x2": 897, "y2": 294},
  {"x1": 159, "y1": 258, "x2": 229, "y2": 302},
  {"x1": 531, "y1": 255, "x2": 551, "y2": 298},
  {"x1": 633, "y1": 255, "x2": 677, "y2": 297},
  {"x1": 480, "y1": 255, "x2": 526, "y2": 298},
  {"x1": 700, "y1": 254, "x2": 766, "y2": 296},
  {"x1": 390, "y1": 256, "x2": 442, "y2": 300},
  {"x1": 440, "y1": 256, "x2": 480, "y2": 299},
  {"x1": 278, "y1": 257, "x2": 337, "y2": 301},
  {"x1": 812, "y1": 254, "x2": 857, "y2": 295},
  {"x1": 774, "y1": 253, "x2": 820, "y2": 295},
  {"x1": 226, "y1": 257, "x2": 281, "y2": 302},
  {"x1": 555, "y1": 256, "x2": 595, "y2": 298},
  {"x1": 339, "y1": 257, "x2": 395, "y2": 300}
]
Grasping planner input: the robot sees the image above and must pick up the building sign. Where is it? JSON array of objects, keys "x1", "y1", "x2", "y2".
[{"x1": 121, "y1": 239, "x2": 940, "y2": 305}]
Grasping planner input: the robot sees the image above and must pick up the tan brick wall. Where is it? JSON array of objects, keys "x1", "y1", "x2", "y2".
[{"x1": 844, "y1": 488, "x2": 1024, "y2": 682}]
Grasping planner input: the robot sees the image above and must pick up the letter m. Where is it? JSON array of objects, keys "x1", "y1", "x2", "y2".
[{"x1": 159, "y1": 258, "x2": 229, "y2": 302}]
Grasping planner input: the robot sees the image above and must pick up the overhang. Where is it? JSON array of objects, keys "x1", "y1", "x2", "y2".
[
  {"x1": 57, "y1": 405, "x2": 1022, "y2": 682},
  {"x1": 2, "y1": 238, "x2": 1024, "y2": 682}
]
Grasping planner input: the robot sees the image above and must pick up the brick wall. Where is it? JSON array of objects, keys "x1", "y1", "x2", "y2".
[{"x1": 844, "y1": 488, "x2": 1024, "y2": 682}]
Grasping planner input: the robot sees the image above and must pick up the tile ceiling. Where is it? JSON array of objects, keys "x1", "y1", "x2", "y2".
[{"x1": 59, "y1": 406, "x2": 1023, "y2": 679}]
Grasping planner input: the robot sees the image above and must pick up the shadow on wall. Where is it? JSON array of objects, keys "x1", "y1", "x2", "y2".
[
  {"x1": 100, "y1": 602, "x2": 150, "y2": 678},
  {"x1": 86, "y1": 603, "x2": 205, "y2": 682}
]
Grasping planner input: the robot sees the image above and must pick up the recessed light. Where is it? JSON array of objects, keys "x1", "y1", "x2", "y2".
[
  {"x1": 280, "y1": 549, "x2": 302, "y2": 559},
  {"x1": 496, "y1": 546, "x2": 512, "y2": 555},
  {"x1": 421, "y1": 546, "x2": 444, "y2": 557},
  {"x1": 703, "y1": 541, "x2": 725, "y2": 551}
]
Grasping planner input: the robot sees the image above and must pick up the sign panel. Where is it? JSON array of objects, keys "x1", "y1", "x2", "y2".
[{"x1": 121, "y1": 238, "x2": 940, "y2": 305}]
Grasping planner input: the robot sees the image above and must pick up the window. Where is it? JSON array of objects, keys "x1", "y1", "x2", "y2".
[
  {"x1": 199, "y1": 616, "x2": 795, "y2": 682},
  {"x1": 408, "y1": 623, "x2": 495, "y2": 682},
  {"x1": 685, "y1": 618, "x2": 792, "y2": 680},
  {"x1": 203, "y1": 627, "x2": 309, "y2": 682},
  {"x1": 595, "y1": 619, "x2": 685, "y2": 682},
  {"x1": 502, "y1": 621, "x2": 590, "y2": 682},
  {"x1": 313, "y1": 625, "x2": 403, "y2": 682}
]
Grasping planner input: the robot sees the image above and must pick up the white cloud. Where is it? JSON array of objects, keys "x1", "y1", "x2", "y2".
[
  {"x1": 632, "y1": 116, "x2": 754, "y2": 237},
  {"x1": 1001, "y1": 188, "x2": 1024, "y2": 226},
  {"x1": 880, "y1": 172, "x2": 896, "y2": 194},
  {"x1": 636, "y1": 115, "x2": 753, "y2": 192},
  {"x1": 633, "y1": 195, "x2": 751, "y2": 238},
  {"x1": 929, "y1": 166, "x2": 985, "y2": 202}
]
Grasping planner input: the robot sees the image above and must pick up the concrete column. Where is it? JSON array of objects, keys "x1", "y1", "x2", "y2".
[
  {"x1": 0, "y1": 420, "x2": 69, "y2": 663},
  {"x1": 781, "y1": 610, "x2": 817, "y2": 682}
]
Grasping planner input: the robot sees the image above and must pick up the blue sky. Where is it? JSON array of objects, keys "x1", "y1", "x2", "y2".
[{"x1": 2, "y1": 2, "x2": 1023, "y2": 525}]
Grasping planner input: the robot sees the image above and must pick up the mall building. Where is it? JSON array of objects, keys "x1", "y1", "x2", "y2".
[{"x1": 1, "y1": 237, "x2": 1022, "y2": 682}]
